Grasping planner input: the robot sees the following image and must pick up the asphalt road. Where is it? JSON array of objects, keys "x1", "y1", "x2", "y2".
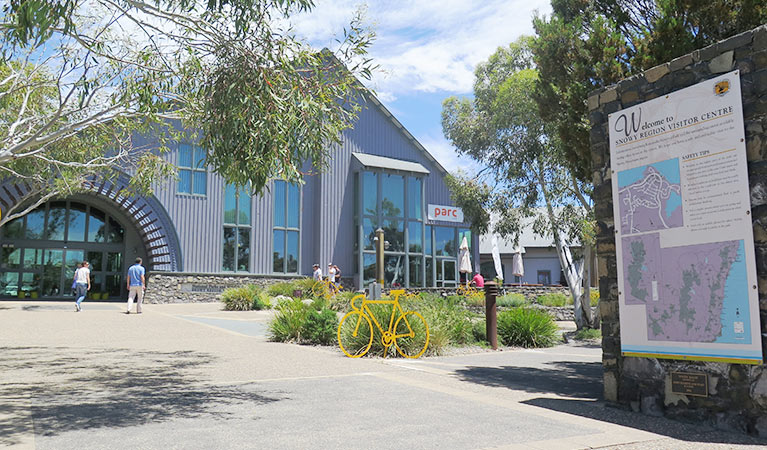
[{"x1": 1, "y1": 301, "x2": 765, "y2": 449}]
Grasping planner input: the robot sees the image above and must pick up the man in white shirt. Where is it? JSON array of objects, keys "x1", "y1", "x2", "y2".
[
  {"x1": 327, "y1": 263, "x2": 336, "y2": 284},
  {"x1": 312, "y1": 264, "x2": 322, "y2": 281}
]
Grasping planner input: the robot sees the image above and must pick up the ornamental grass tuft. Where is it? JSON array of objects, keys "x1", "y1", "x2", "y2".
[{"x1": 497, "y1": 307, "x2": 559, "y2": 348}]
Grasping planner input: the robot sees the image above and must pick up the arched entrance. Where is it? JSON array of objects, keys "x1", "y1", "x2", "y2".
[{"x1": 0, "y1": 176, "x2": 182, "y2": 300}]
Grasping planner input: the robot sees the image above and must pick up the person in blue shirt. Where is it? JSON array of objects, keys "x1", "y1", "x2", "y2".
[{"x1": 125, "y1": 257, "x2": 146, "y2": 314}]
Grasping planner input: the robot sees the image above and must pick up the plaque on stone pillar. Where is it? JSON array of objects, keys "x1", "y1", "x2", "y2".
[{"x1": 670, "y1": 371, "x2": 708, "y2": 397}]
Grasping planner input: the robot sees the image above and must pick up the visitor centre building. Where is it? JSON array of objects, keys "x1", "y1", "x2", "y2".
[{"x1": 0, "y1": 91, "x2": 476, "y2": 301}]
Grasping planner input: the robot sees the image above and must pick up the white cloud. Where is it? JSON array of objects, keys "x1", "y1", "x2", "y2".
[
  {"x1": 290, "y1": 0, "x2": 552, "y2": 97},
  {"x1": 417, "y1": 132, "x2": 482, "y2": 175}
]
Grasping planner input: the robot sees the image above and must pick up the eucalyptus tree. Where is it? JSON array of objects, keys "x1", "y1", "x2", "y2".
[
  {"x1": 442, "y1": 37, "x2": 596, "y2": 329},
  {"x1": 0, "y1": 0, "x2": 375, "y2": 225}
]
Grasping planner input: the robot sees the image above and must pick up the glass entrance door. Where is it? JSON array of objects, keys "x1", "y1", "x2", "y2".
[{"x1": 436, "y1": 258, "x2": 457, "y2": 287}]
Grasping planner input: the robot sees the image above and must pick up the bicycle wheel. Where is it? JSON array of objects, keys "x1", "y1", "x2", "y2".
[
  {"x1": 338, "y1": 310, "x2": 374, "y2": 358},
  {"x1": 393, "y1": 311, "x2": 429, "y2": 358},
  {"x1": 311, "y1": 281, "x2": 329, "y2": 299}
]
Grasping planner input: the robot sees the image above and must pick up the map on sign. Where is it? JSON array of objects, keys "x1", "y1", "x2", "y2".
[
  {"x1": 617, "y1": 158, "x2": 683, "y2": 235},
  {"x1": 622, "y1": 233, "x2": 750, "y2": 345}
]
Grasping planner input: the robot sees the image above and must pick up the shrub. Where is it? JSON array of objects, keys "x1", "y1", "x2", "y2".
[
  {"x1": 589, "y1": 290, "x2": 600, "y2": 307},
  {"x1": 266, "y1": 280, "x2": 300, "y2": 298},
  {"x1": 252, "y1": 290, "x2": 272, "y2": 310},
  {"x1": 221, "y1": 285, "x2": 259, "y2": 311},
  {"x1": 268, "y1": 298, "x2": 310, "y2": 342},
  {"x1": 536, "y1": 293, "x2": 572, "y2": 307},
  {"x1": 329, "y1": 291, "x2": 359, "y2": 312},
  {"x1": 472, "y1": 319, "x2": 487, "y2": 343},
  {"x1": 303, "y1": 309, "x2": 339, "y2": 345},
  {"x1": 496, "y1": 292, "x2": 527, "y2": 308},
  {"x1": 497, "y1": 308, "x2": 559, "y2": 348},
  {"x1": 463, "y1": 292, "x2": 485, "y2": 307},
  {"x1": 574, "y1": 327, "x2": 601, "y2": 341}
]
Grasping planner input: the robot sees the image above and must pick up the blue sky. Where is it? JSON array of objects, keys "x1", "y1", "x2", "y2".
[{"x1": 290, "y1": 0, "x2": 553, "y2": 174}]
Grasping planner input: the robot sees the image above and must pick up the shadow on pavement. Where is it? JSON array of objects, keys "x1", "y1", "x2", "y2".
[
  {"x1": 454, "y1": 361, "x2": 603, "y2": 399},
  {"x1": 0, "y1": 346, "x2": 280, "y2": 447},
  {"x1": 523, "y1": 397, "x2": 767, "y2": 446}
]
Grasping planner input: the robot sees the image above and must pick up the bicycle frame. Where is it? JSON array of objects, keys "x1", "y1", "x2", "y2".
[{"x1": 351, "y1": 291, "x2": 415, "y2": 340}]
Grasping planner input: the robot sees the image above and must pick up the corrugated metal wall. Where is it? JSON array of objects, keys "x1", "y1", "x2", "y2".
[{"x1": 144, "y1": 94, "x2": 461, "y2": 276}]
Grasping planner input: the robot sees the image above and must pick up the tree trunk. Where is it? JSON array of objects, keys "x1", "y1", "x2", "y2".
[{"x1": 535, "y1": 165, "x2": 588, "y2": 329}]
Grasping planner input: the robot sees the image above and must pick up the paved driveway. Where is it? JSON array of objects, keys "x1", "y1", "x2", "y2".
[{"x1": 0, "y1": 301, "x2": 765, "y2": 449}]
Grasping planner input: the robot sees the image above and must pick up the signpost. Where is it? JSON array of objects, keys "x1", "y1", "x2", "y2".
[{"x1": 608, "y1": 71, "x2": 762, "y2": 364}]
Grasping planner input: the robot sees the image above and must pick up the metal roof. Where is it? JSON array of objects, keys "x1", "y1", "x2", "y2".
[{"x1": 352, "y1": 152, "x2": 430, "y2": 175}]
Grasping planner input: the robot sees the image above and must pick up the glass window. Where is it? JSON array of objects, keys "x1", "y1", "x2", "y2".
[
  {"x1": 177, "y1": 143, "x2": 207, "y2": 195},
  {"x1": 409, "y1": 256, "x2": 423, "y2": 287},
  {"x1": 224, "y1": 184, "x2": 237, "y2": 224},
  {"x1": 42, "y1": 249, "x2": 63, "y2": 296},
  {"x1": 459, "y1": 228, "x2": 471, "y2": 253},
  {"x1": 425, "y1": 225, "x2": 432, "y2": 256},
  {"x1": 443, "y1": 260, "x2": 456, "y2": 282},
  {"x1": 272, "y1": 229, "x2": 285, "y2": 273},
  {"x1": 381, "y1": 174, "x2": 404, "y2": 217},
  {"x1": 2, "y1": 272, "x2": 18, "y2": 296},
  {"x1": 363, "y1": 217, "x2": 379, "y2": 251},
  {"x1": 1, "y1": 248, "x2": 21, "y2": 269},
  {"x1": 107, "y1": 252, "x2": 122, "y2": 272},
  {"x1": 46, "y1": 202, "x2": 68, "y2": 240},
  {"x1": 408, "y1": 177, "x2": 422, "y2": 219},
  {"x1": 363, "y1": 253, "x2": 376, "y2": 286},
  {"x1": 21, "y1": 272, "x2": 39, "y2": 296},
  {"x1": 273, "y1": 180, "x2": 300, "y2": 273},
  {"x1": 88, "y1": 208, "x2": 106, "y2": 242},
  {"x1": 3, "y1": 217, "x2": 23, "y2": 239},
  {"x1": 385, "y1": 255, "x2": 405, "y2": 287},
  {"x1": 178, "y1": 170, "x2": 192, "y2": 193},
  {"x1": 25, "y1": 207, "x2": 45, "y2": 239},
  {"x1": 107, "y1": 217, "x2": 124, "y2": 243},
  {"x1": 408, "y1": 221, "x2": 422, "y2": 253},
  {"x1": 68, "y1": 203, "x2": 87, "y2": 242},
  {"x1": 23, "y1": 248, "x2": 42, "y2": 269},
  {"x1": 87, "y1": 251, "x2": 103, "y2": 272},
  {"x1": 382, "y1": 219, "x2": 404, "y2": 252},
  {"x1": 287, "y1": 184, "x2": 300, "y2": 228},
  {"x1": 223, "y1": 227, "x2": 236, "y2": 272},
  {"x1": 287, "y1": 231, "x2": 299, "y2": 273},
  {"x1": 363, "y1": 171, "x2": 377, "y2": 215},
  {"x1": 222, "y1": 185, "x2": 252, "y2": 272},
  {"x1": 192, "y1": 171, "x2": 207, "y2": 195},
  {"x1": 426, "y1": 257, "x2": 433, "y2": 287},
  {"x1": 273, "y1": 181, "x2": 286, "y2": 228},
  {"x1": 106, "y1": 275, "x2": 122, "y2": 297},
  {"x1": 237, "y1": 228, "x2": 250, "y2": 272},
  {"x1": 435, "y1": 227, "x2": 455, "y2": 256}
]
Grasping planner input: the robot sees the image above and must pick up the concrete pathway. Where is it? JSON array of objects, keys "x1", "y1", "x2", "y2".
[{"x1": 0, "y1": 301, "x2": 765, "y2": 449}]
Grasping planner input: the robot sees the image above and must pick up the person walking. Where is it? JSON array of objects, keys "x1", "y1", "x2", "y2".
[
  {"x1": 312, "y1": 264, "x2": 322, "y2": 281},
  {"x1": 327, "y1": 263, "x2": 336, "y2": 284},
  {"x1": 126, "y1": 257, "x2": 146, "y2": 314},
  {"x1": 333, "y1": 264, "x2": 341, "y2": 287},
  {"x1": 73, "y1": 261, "x2": 90, "y2": 312}
]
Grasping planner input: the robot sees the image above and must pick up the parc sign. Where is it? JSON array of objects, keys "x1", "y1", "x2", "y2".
[{"x1": 427, "y1": 204, "x2": 464, "y2": 223}]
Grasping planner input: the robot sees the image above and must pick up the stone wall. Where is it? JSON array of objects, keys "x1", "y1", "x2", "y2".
[
  {"x1": 397, "y1": 285, "x2": 571, "y2": 300},
  {"x1": 589, "y1": 26, "x2": 767, "y2": 435},
  {"x1": 144, "y1": 272, "x2": 302, "y2": 303}
]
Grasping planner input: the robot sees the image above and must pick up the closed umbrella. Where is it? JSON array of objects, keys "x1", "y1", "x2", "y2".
[
  {"x1": 459, "y1": 236, "x2": 472, "y2": 285},
  {"x1": 512, "y1": 245, "x2": 524, "y2": 283},
  {"x1": 491, "y1": 235, "x2": 503, "y2": 282}
]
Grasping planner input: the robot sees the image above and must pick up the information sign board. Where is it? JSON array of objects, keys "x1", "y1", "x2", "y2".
[
  {"x1": 608, "y1": 71, "x2": 762, "y2": 364},
  {"x1": 427, "y1": 204, "x2": 464, "y2": 223}
]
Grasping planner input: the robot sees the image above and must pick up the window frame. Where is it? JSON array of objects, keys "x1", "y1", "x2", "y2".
[
  {"x1": 272, "y1": 180, "x2": 301, "y2": 274},
  {"x1": 176, "y1": 143, "x2": 208, "y2": 196},
  {"x1": 222, "y1": 184, "x2": 252, "y2": 272}
]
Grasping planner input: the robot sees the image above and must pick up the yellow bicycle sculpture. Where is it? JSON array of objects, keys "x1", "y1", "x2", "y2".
[
  {"x1": 311, "y1": 278, "x2": 342, "y2": 299},
  {"x1": 337, "y1": 289, "x2": 429, "y2": 359},
  {"x1": 456, "y1": 284, "x2": 479, "y2": 298}
]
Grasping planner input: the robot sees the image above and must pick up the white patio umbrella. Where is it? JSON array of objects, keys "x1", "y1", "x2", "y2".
[
  {"x1": 512, "y1": 245, "x2": 524, "y2": 283},
  {"x1": 459, "y1": 236, "x2": 472, "y2": 285}
]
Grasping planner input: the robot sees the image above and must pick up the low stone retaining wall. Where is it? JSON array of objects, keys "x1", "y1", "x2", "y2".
[
  {"x1": 397, "y1": 285, "x2": 572, "y2": 300},
  {"x1": 144, "y1": 272, "x2": 303, "y2": 304}
]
